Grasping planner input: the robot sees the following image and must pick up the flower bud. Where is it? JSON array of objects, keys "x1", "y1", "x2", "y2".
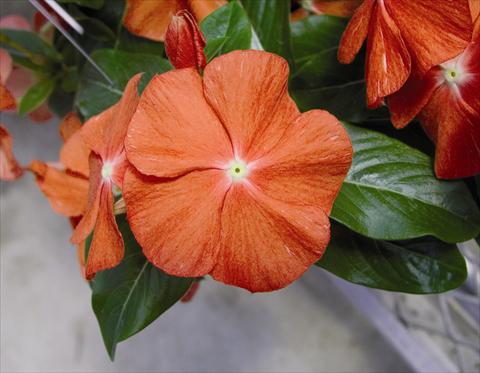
[{"x1": 165, "y1": 10, "x2": 206, "y2": 70}]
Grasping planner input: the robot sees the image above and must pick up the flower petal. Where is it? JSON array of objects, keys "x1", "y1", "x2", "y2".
[
  {"x1": 386, "y1": 0, "x2": 472, "y2": 73},
  {"x1": 0, "y1": 125, "x2": 22, "y2": 180},
  {"x1": 188, "y1": 0, "x2": 226, "y2": 21},
  {"x1": 84, "y1": 182, "x2": 124, "y2": 279},
  {"x1": 60, "y1": 127, "x2": 90, "y2": 178},
  {"x1": 203, "y1": 50, "x2": 300, "y2": 161},
  {"x1": 419, "y1": 86, "x2": 480, "y2": 179},
  {"x1": 337, "y1": 0, "x2": 375, "y2": 64},
  {"x1": 251, "y1": 110, "x2": 352, "y2": 216},
  {"x1": 71, "y1": 153, "x2": 103, "y2": 244},
  {"x1": 28, "y1": 103, "x2": 53, "y2": 123},
  {"x1": 126, "y1": 68, "x2": 232, "y2": 178},
  {"x1": 59, "y1": 112, "x2": 82, "y2": 142},
  {"x1": 0, "y1": 15, "x2": 30, "y2": 30},
  {"x1": 388, "y1": 67, "x2": 443, "y2": 128},
  {"x1": 0, "y1": 49, "x2": 12, "y2": 84},
  {"x1": 29, "y1": 161, "x2": 89, "y2": 216},
  {"x1": 311, "y1": 0, "x2": 363, "y2": 18},
  {"x1": 123, "y1": 168, "x2": 229, "y2": 277},
  {"x1": 211, "y1": 184, "x2": 330, "y2": 292},
  {"x1": 0, "y1": 84, "x2": 16, "y2": 111},
  {"x1": 365, "y1": 1, "x2": 411, "y2": 108},
  {"x1": 124, "y1": 0, "x2": 181, "y2": 41}
]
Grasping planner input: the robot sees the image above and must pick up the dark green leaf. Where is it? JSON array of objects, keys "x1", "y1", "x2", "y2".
[
  {"x1": 241, "y1": 0, "x2": 294, "y2": 66},
  {"x1": 91, "y1": 215, "x2": 193, "y2": 360},
  {"x1": 57, "y1": 0, "x2": 104, "y2": 9},
  {"x1": 18, "y1": 78, "x2": 55, "y2": 115},
  {"x1": 331, "y1": 123, "x2": 480, "y2": 243},
  {"x1": 116, "y1": 27, "x2": 165, "y2": 56},
  {"x1": 201, "y1": 1, "x2": 253, "y2": 61},
  {"x1": 0, "y1": 29, "x2": 62, "y2": 61},
  {"x1": 75, "y1": 49, "x2": 171, "y2": 119},
  {"x1": 317, "y1": 223, "x2": 467, "y2": 293},
  {"x1": 48, "y1": 88, "x2": 75, "y2": 117}
]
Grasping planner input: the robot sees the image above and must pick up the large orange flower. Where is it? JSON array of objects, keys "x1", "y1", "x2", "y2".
[
  {"x1": 124, "y1": 0, "x2": 226, "y2": 42},
  {"x1": 70, "y1": 74, "x2": 141, "y2": 279},
  {"x1": 123, "y1": 51, "x2": 352, "y2": 292},
  {"x1": 338, "y1": 0, "x2": 472, "y2": 108}
]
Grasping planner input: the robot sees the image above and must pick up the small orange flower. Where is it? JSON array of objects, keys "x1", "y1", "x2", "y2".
[
  {"x1": 124, "y1": 51, "x2": 352, "y2": 292},
  {"x1": 70, "y1": 74, "x2": 141, "y2": 279},
  {"x1": 337, "y1": 0, "x2": 472, "y2": 108},
  {"x1": 124, "y1": 0, "x2": 226, "y2": 42},
  {"x1": 0, "y1": 125, "x2": 23, "y2": 180}
]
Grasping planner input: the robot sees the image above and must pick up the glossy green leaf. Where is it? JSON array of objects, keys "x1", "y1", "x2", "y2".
[
  {"x1": 201, "y1": 1, "x2": 253, "y2": 61},
  {"x1": 116, "y1": 27, "x2": 165, "y2": 56},
  {"x1": 91, "y1": 215, "x2": 193, "y2": 360},
  {"x1": 317, "y1": 223, "x2": 467, "y2": 293},
  {"x1": 241, "y1": 0, "x2": 294, "y2": 66},
  {"x1": 331, "y1": 123, "x2": 480, "y2": 243},
  {"x1": 0, "y1": 29, "x2": 62, "y2": 61},
  {"x1": 18, "y1": 78, "x2": 55, "y2": 115},
  {"x1": 57, "y1": 0, "x2": 104, "y2": 9},
  {"x1": 75, "y1": 49, "x2": 171, "y2": 119}
]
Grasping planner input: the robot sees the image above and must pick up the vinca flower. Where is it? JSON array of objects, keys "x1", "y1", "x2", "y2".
[
  {"x1": 337, "y1": 0, "x2": 472, "y2": 108},
  {"x1": 123, "y1": 50, "x2": 352, "y2": 292},
  {"x1": 70, "y1": 74, "x2": 141, "y2": 279}
]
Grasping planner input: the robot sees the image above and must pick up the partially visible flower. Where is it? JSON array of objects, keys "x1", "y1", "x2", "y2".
[
  {"x1": 124, "y1": 0, "x2": 226, "y2": 42},
  {"x1": 337, "y1": 0, "x2": 472, "y2": 108},
  {"x1": 70, "y1": 74, "x2": 141, "y2": 279},
  {"x1": 309, "y1": 0, "x2": 362, "y2": 18},
  {"x1": 165, "y1": 10, "x2": 206, "y2": 70},
  {"x1": 0, "y1": 125, "x2": 23, "y2": 180},
  {"x1": 124, "y1": 51, "x2": 352, "y2": 292},
  {"x1": 388, "y1": 32, "x2": 479, "y2": 178},
  {"x1": 0, "y1": 15, "x2": 53, "y2": 122}
]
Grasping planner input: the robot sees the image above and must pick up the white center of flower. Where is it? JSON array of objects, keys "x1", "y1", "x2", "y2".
[
  {"x1": 228, "y1": 159, "x2": 249, "y2": 181},
  {"x1": 444, "y1": 67, "x2": 462, "y2": 83},
  {"x1": 101, "y1": 162, "x2": 114, "y2": 180}
]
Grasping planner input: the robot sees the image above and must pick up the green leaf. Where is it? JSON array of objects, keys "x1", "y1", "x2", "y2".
[
  {"x1": 0, "y1": 29, "x2": 62, "y2": 61},
  {"x1": 18, "y1": 78, "x2": 55, "y2": 115},
  {"x1": 116, "y1": 27, "x2": 165, "y2": 56},
  {"x1": 91, "y1": 215, "x2": 193, "y2": 360},
  {"x1": 75, "y1": 49, "x2": 171, "y2": 119},
  {"x1": 57, "y1": 0, "x2": 104, "y2": 9},
  {"x1": 48, "y1": 88, "x2": 75, "y2": 117},
  {"x1": 201, "y1": 1, "x2": 253, "y2": 61},
  {"x1": 317, "y1": 223, "x2": 467, "y2": 294},
  {"x1": 331, "y1": 123, "x2": 480, "y2": 243},
  {"x1": 241, "y1": 0, "x2": 294, "y2": 67}
]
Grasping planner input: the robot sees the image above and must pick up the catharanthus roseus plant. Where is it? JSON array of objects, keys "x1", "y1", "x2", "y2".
[{"x1": 1, "y1": 0, "x2": 479, "y2": 358}]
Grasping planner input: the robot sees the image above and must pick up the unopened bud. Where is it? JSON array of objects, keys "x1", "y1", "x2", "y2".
[{"x1": 165, "y1": 10, "x2": 206, "y2": 70}]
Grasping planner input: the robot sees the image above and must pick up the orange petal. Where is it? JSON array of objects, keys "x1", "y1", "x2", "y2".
[
  {"x1": 29, "y1": 103, "x2": 53, "y2": 123},
  {"x1": 84, "y1": 182, "x2": 124, "y2": 278},
  {"x1": 123, "y1": 0, "x2": 182, "y2": 42},
  {"x1": 388, "y1": 67, "x2": 443, "y2": 128},
  {"x1": 0, "y1": 49, "x2": 12, "y2": 84},
  {"x1": 30, "y1": 161, "x2": 89, "y2": 216},
  {"x1": 338, "y1": 0, "x2": 375, "y2": 64},
  {"x1": 211, "y1": 184, "x2": 331, "y2": 292},
  {"x1": 188, "y1": 0, "x2": 226, "y2": 21},
  {"x1": 5, "y1": 66, "x2": 32, "y2": 100},
  {"x1": 71, "y1": 153, "x2": 103, "y2": 244},
  {"x1": 251, "y1": 110, "x2": 352, "y2": 215},
  {"x1": 126, "y1": 68, "x2": 232, "y2": 178},
  {"x1": 60, "y1": 126, "x2": 90, "y2": 178},
  {"x1": 0, "y1": 84, "x2": 16, "y2": 111},
  {"x1": 0, "y1": 125, "x2": 23, "y2": 180},
  {"x1": 365, "y1": 1, "x2": 411, "y2": 108},
  {"x1": 203, "y1": 50, "x2": 300, "y2": 161},
  {"x1": 311, "y1": 0, "x2": 363, "y2": 18},
  {"x1": 123, "y1": 168, "x2": 229, "y2": 277},
  {"x1": 0, "y1": 15, "x2": 30, "y2": 30},
  {"x1": 471, "y1": 0, "x2": 480, "y2": 23},
  {"x1": 59, "y1": 112, "x2": 82, "y2": 142},
  {"x1": 386, "y1": 0, "x2": 472, "y2": 74},
  {"x1": 80, "y1": 105, "x2": 115, "y2": 158}
]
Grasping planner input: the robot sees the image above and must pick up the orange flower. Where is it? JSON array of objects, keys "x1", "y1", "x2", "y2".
[
  {"x1": 310, "y1": 0, "x2": 363, "y2": 18},
  {"x1": 338, "y1": 0, "x2": 472, "y2": 108},
  {"x1": 29, "y1": 113, "x2": 89, "y2": 217},
  {"x1": 0, "y1": 15, "x2": 53, "y2": 122},
  {"x1": 0, "y1": 125, "x2": 23, "y2": 180},
  {"x1": 124, "y1": 0, "x2": 226, "y2": 42},
  {"x1": 388, "y1": 34, "x2": 480, "y2": 179},
  {"x1": 70, "y1": 74, "x2": 141, "y2": 279},
  {"x1": 123, "y1": 51, "x2": 352, "y2": 292}
]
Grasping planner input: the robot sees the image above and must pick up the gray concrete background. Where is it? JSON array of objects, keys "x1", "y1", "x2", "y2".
[{"x1": 0, "y1": 1, "x2": 411, "y2": 371}]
